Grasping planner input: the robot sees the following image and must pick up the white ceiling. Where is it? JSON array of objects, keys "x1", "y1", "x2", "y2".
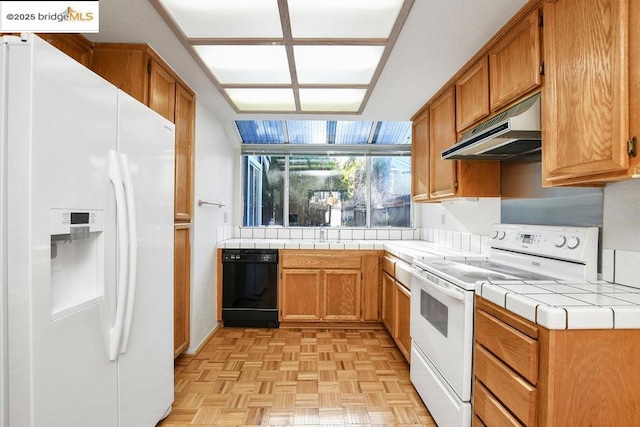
[{"x1": 86, "y1": 0, "x2": 527, "y2": 145}]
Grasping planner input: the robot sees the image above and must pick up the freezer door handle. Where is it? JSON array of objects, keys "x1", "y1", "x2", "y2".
[
  {"x1": 108, "y1": 151, "x2": 129, "y2": 361},
  {"x1": 119, "y1": 154, "x2": 138, "y2": 354}
]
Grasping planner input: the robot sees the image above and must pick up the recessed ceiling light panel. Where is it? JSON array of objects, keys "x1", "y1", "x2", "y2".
[
  {"x1": 194, "y1": 45, "x2": 291, "y2": 84},
  {"x1": 227, "y1": 88, "x2": 296, "y2": 111},
  {"x1": 299, "y1": 88, "x2": 367, "y2": 112},
  {"x1": 288, "y1": 0, "x2": 404, "y2": 38},
  {"x1": 294, "y1": 46, "x2": 384, "y2": 84},
  {"x1": 159, "y1": 0, "x2": 283, "y2": 38}
]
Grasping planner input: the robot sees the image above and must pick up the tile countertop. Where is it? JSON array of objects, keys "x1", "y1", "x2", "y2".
[
  {"x1": 478, "y1": 280, "x2": 640, "y2": 330},
  {"x1": 217, "y1": 239, "x2": 484, "y2": 265}
]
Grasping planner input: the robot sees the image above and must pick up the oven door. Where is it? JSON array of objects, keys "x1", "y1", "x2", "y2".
[{"x1": 410, "y1": 266, "x2": 474, "y2": 401}]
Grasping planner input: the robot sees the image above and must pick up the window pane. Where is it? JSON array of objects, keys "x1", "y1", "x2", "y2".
[
  {"x1": 335, "y1": 121, "x2": 373, "y2": 144},
  {"x1": 289, "y1": 156, "x2": 366, "y2": 227},
  {"x1": 370, "y1": 156, "x2": 411, "y2": 227},
  {"x1": 243, "y1": 155, "x2": 285, "y2": 226},
  {"x1": 236, "y1": 120, "x2": 284, "y2": 143},
  {"x1": 286, "y1": 120, "x2": 327, "y2": 144},
  {"x1": 371, "y1": 121, "x2": 412, "y2": 144}
]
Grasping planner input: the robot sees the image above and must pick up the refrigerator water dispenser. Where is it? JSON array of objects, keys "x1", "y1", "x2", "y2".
[{"x1": 50, "y1": 209, "x2": 105, "y2": 320}]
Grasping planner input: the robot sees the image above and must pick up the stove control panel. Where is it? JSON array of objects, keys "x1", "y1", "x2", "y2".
[{"x1": 489, "y1": 224, "x2": 598, "y2": 262}]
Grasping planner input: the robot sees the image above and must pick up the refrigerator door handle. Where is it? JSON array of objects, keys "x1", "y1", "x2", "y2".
[
  {"x1": 119, "y1": 154, "x2": 138, "y2": 354},
  {"x1": 108, "y1": 151, "x2": 129, "y2": 361}
]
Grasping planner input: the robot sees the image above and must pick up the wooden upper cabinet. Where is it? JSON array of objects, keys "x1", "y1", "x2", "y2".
[
  {"x1": 174, "y1": 86, "x2": 195, "y2": 221},
  {"x1": 148, "y1": 59, "x2": 176, "y2": 122},
  {"x1": 455, "y1": 57, "x2": 490, "y2": 132},
  {"x1": 429, "y1": 86, "x2": 458, "y2": 198},
  {"x1": 38, "y1": 33, "x2": 93, "y2": 67},
  {"x1": 91, "y1": 43, "x2": 196, "y2": 220},
  {"x1": 90, "y1": 43, "x2": 150, "y2": 104},
  {"x1": 489, "y1": 8, "x2": 541, "y2": 112},
  {"x1": 411, "y1": 110, "x2": 429, "y2": 202},
  {"x1": 542, "y1": 0, "x2": 636, "y2": 185}
]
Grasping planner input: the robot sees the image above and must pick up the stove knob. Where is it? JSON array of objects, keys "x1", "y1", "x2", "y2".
[
  {"x1": 491, "y1": 230, "x2": 499, "y2": 239},
  {"x1": 567, "y1": 236, "x2": 580, "y2": 249},
  {"x1": 497, "y1": 231, "x2": 506, "y2": 240},
  {"x1": 554, "y1": 236, "x2": 567, "y2": 248}
]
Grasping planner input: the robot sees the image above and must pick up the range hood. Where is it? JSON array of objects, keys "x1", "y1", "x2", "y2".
[{"x1": 441, "y1": 93, "x2": 541, "y2": 160}]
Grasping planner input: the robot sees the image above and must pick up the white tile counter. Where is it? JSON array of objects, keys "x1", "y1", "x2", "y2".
[
  {"x1": 217, "y1": 239, "x2": 483, "y2": 265},
  {"x1": 477, "y1": 280, "x2": 640, "y2": 330}
]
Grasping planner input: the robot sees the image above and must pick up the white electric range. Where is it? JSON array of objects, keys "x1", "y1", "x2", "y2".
[{"x1": 409, "y1": 224, "x2": 599, "y2": 427}]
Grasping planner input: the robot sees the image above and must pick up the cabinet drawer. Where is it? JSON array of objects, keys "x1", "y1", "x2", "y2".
[
  {"x1": 476, "y1": 310, "x2": 538, "y2": 384},
  {"x1": 474, "y1": 380, "x2": 523, "y2": 427},
  {"x1": 282, "y1": 251, "x2": 361, "y2": 269},
  {"x1": 382, "y1": 255, "x2": 396, "y2": 276},
  {"x1": 394, "y1": 261, "x2": 412, "y2": 289},
  {"x1": 475, "y1": 345, "x2": 536, "y2": 426}
]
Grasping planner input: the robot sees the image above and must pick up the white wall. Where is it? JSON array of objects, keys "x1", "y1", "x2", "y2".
[
  {"x1": 603, "y1": 179, "x2": 640, "y2": 251},
  {"x1": 188, "y1": 100, "x2": 238, "y2": 353}
]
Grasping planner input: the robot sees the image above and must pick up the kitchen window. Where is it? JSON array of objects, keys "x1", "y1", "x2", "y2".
[{"x1": 239, "y1": 120, "x2": 412, "y2": 228}]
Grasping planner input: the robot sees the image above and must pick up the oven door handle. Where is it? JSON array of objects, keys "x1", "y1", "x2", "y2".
[{"x1": 411, "y1": 267, "x2": 465, "y2": 301}]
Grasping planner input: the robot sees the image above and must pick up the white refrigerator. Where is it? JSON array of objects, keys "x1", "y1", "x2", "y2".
[{"x1": 0, "y1": 33, "x2": 175, "y2": 427}]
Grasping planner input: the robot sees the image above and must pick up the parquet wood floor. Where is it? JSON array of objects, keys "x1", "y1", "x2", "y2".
[{"x1": 157, "y1": 326, "x2": 436, "y2": 426}]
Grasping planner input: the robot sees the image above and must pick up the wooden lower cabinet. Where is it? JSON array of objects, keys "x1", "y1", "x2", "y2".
[
  {"x1": 279, "y1": 250, "x2": 380, "y2": 323},
  {"x1": 323, "y1": 270, "x2": 361, "y2": 321},
  {"x1": 173, "y1": 224, "x2": 190, "y2": 358},
  {"x1": 381, "y1": 273, "x2": 395, "y2": 332},
  {"x1": 280, "y1": 270, "x2": 322, "y2": 321},
  {"x1": 474, "y1": 297, "x2": 640, "y2": 426},
  {"x1": 394, "y1": 283, "x2": 411, "y2": 361},
  {"x1": 381, "y1": 253, "x2": 411, "y2": 362}
]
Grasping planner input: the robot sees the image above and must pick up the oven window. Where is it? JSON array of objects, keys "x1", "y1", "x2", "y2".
[{"x1": 420, "y1": 289, "x2": 448, "y2": 337}]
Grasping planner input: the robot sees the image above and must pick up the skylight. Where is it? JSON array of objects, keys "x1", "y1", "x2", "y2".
[
  {"x1": 236, "y1": 120, "x2": 412, "y2": 145},
  {"x1": 152, "y1": 0, "x2": 414, "y2": 114}
]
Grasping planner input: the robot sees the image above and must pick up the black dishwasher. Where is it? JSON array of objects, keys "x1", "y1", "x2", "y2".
[{"x1": 222, "y1": 249, "x2": 279, "y2": 328}]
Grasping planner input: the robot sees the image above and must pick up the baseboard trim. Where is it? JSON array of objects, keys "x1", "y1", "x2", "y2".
[{"x1": 185, "y1": 322, "x2": 220, "y2": 356}]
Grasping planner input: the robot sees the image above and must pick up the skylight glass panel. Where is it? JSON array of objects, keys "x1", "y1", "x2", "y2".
[
  {"x1": 193, "y1": 45, "x2": 290, "y2": 84},
  {"x1": 226, "y1": 88, "x2": 296, "y2": 111},
  {"x1": 158, "y1": 0, "x2": 283, "y2": 38},
  {"x1": 236, "y1": 120, "x2": 284, "y2": 143},
  {"x1": 294, "y1": 46, "x2": 384, "y2": 84},
  {"x1": 288, "y1": 0, "x2": 404, "y2": 38},
  {"x1": 286, "y1": 121, "x2": 328, "y2": 144},
  {"x1": 299, "y1": 89, "x2": 366, "y2": 112},
  {"x1": 372, "y1": 122, "x2": 412, "y2": 144},
  {"x1": 335, "y1": 121, "x2": 373, "y2": 144}
]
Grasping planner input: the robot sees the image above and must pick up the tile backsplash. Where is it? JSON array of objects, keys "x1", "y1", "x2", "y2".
[
  {"x1": 219, "y1": 226, "x2": 491, "y2": 255},
  {"x1": 602, "y1": 249, "x2": 640, "y2": 289}
]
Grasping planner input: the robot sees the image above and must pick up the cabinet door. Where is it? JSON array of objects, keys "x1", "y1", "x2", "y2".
[
  {"x1": 148, "y1": 58, "x2": 176, "y2": 122},
  {"x1": 174, "y1": 224, "x2": 190, "y2": 358},
  {"x1": 280, "y1": 269, "x2": 322, "y2": 321},
  {"x1": 456, "y1": 57, "x2": 490, "y2": 132},
  {"x1": 361, "y1": 254, "x2": 380, "y2": 321},
  {"x1": 394, "y1": 283, "x2": 411, "y2": 362},
  {"x1": 412, "y1": 110, "x2": 429, "y2": 201},
  {"x1": 542, "y1": 0, "x2": 630, "y2": 184},
  {"x1": 489, "y1": 9, "x2": 541, "y2": 112},
  {"x1": 174, "y1": 85, "x2": 194, "y2": 221},
  {"x1": 429, "y1": 86, "x2": 458, "y2": 198},
  {"x1": 323, "y1": 270, "x2": 361, "y2": 321},
  {"x1": 382, "y1": 273, "x2": 395, "y2": 333}
]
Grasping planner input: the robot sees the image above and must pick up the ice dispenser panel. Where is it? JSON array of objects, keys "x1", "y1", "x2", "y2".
[{"x1": 50, "y1": 209, "x2": 105, "y2": 320}]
